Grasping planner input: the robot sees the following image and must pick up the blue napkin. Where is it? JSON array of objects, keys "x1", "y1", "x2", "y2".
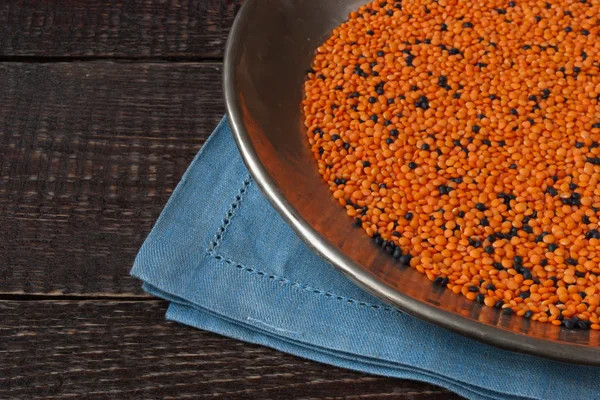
[{"x1": 131, "y1": 117, "x2": 600, "y2": 400}]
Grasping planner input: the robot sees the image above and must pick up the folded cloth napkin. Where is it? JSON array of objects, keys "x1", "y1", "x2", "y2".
[{"x1": 131, "y1": 116, "x2": 600, "y2": 400}]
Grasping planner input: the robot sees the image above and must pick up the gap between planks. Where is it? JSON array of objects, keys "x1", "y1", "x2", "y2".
[
  {"x1": 0, "y1": 56, "x2": 225, "y2": 64},
  {"x1": 0, "y1": 292, "x2": 156, "y2": 302}
]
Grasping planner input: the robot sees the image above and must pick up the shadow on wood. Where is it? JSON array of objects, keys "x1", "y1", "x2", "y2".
[{"x1": 0, "y1": 300, "x2": 457, "y2": 399}]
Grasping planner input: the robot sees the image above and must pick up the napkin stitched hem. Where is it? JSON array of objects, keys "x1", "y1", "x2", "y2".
[
  {"x1": 205, "y1": 178, "x2": 401, "y2": 315},
  {"x1": 206, "y1": 175, "x2": 253, "y2": 254}
]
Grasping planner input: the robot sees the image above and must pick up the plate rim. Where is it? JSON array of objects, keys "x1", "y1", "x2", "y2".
[{"x1": 223, "y1": 0, "x2": 600, "y2": 366}]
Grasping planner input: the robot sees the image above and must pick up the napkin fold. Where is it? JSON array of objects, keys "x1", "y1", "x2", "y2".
[{"x1": 131, "y1": 117, "x2": 600, "y2": 400}]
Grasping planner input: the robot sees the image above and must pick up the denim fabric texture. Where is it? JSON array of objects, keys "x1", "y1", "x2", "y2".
[{"x1": 131, "y1": 117, "x2": 600, "y2": 400}]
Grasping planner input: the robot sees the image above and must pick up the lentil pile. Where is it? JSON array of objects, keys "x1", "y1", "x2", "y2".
[{"x1": 303, "y1": 0, "x2": 600, "y2": 329}]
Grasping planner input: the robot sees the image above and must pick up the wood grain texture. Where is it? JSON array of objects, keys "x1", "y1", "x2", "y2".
[
  {"x1": 0, "y1": 62, "x2": 223, "y2": 295},
  {"x1": 0, "y1": 0, "x2": 242, "y2": 59},
  {"x1": 0, "y1": 300, "x2": 459, "y2": 399}
]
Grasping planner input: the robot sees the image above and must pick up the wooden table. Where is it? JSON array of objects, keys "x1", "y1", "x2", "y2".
[{"x1": 0, "y1": 1, "x2": 462, "y2": 398}]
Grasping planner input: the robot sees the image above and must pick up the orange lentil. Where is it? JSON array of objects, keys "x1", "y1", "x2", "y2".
[{"x1": 304, "y1": 0, "x2": 600, "y2": 329}]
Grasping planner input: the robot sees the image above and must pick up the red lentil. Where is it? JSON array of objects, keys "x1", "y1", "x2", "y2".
[{"x1": 303, "y1": 0, "x2": 600, "y2": 329}]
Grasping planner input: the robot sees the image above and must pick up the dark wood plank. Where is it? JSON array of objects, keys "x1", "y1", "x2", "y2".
[
  {"x1": 0, "y1": 300, "x2": 460, "y2": 399},
  {"x1": 0, "y1": 0, "x2": 242, "y2": 59},
  {"x1": 0, "y1": 62, "x2": 223, "y2": 295}
]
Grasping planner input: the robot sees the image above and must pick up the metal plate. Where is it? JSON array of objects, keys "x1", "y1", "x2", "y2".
[{"x1": 223, "y1": 0, "x2": 600, "y2": 365}]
